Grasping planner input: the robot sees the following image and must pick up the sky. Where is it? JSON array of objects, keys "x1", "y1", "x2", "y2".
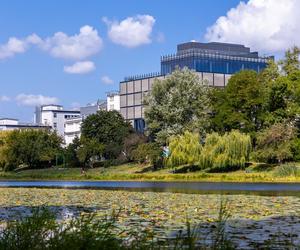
[{"x1": 1, "y1": 0, "x2": 299, "y2": 122}]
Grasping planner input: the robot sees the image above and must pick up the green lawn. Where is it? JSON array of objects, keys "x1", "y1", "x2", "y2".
[{"x1": 1, "y1": 163, "x2": 300, "y2": 182}]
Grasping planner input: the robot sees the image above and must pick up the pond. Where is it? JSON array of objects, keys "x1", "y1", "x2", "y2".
[
  {"x1": 0, "y1": 180, "x2": 300, "y2": 196},
  {"x1": 1, "y1": 181, "x2": 300, "y2": 248}
]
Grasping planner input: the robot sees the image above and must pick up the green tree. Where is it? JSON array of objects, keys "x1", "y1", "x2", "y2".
[
  {"x1": 77, "y1": 138, "x2": 104, "y2": 167},
  {"x1": 166, "y1": 131, "x2": 202, "y2": 168},
  {"x1": 253, "y1": 122, "x2": 297, "y2": 163},
  {"x1": 199, "y1": 131, "x2": 251, "y2": 171},
  {"x1": 3, "y1": 129, "x2": 62, "y2": 171},
  {"x1": 64, "y1": 136, "x2": 81, "y2": 167},
  {"x1": 81, "y1": 110, "x2": 132, "y2": 159},
  {"x1": 279, "y1": 46, "x2": 300, "y2": 76},
  {"x1": 144, "y1": 68, "x2": 212, "y2": 144},
  {"x1": 211, "y1": 70, "x2": 266, "y2": 133}
]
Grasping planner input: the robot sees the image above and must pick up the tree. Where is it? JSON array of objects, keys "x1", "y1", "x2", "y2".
[
  {"x1": 253, "y1": 122, "x2": 297, "y2": 163},
  {"x1": 81, "y1": 110, "x2": 132, "y2": 159},
  {"x1": 166, "y1": 131, "x2": 202, "y2": 168},
  {"x1": 64, "y1": 136, "x2": 81, "y2": 167},
  {"x1": 279, "y1": 46, "x2": 300, "y2": 76},
  {"x1": 199, "y1": 131, "x2": 251, "y2": 171},
  {"x1": 131, "y1": 143, "x2": 162, "y2": 169},
  {"x1": 3, "y1": 129, "x2": 62, "y2": 171},
  {"x1": 211, "y1": 70, "x2": 266, "y2": 133},
  {"x1": 77, "y1": 138, "x2": 104, "y2": 167},
  {"x1": 144, "y1": 68, "x2": 212, "y2": 144}
]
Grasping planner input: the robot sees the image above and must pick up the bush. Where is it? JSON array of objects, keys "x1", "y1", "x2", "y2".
[
  {"x1": 273, "y1": 163, "x2": 300, "y2": 177},
  {"x1": 131, "y1": 143, "x2": 162, "y2": 169},
  {"x1": 199, "y1": 131, "x2": 252, "y2": 171},
  {"x1": 254, "y1": 122, "x2": 296, "y2": 163}
]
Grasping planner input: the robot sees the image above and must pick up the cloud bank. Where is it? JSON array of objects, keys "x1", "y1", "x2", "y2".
[
  {"x1": 205, "y1": 0, "x2": 300, "y2": 53},
  {"x1": 16, "y1": 94, "x2": 59, "y2": 106}
]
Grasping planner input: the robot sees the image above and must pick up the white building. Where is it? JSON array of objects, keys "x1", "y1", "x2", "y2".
[
  {"x1": 0, "y1": 118, "x2": 49, "y2": 131},
  {"x1": 35, "y1": 105, "x2": 80, "y2": 138},
  {"x1": 63, "y1": 101, "x2": 107, "y2": 145},
  {"x1": 106, "y1": 92, "x2": 120, "y2": 111},
  {"x1": 64, "y1": 117, "x2": 82, "y2": 145}
]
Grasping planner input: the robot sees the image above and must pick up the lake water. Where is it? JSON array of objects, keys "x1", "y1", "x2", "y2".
[
  {"x1": 0, "y1": 180, "x2": 300, "y2": 196},
  {"x1": 1, "y1": 181, "x2": 300, "y2": 248}
]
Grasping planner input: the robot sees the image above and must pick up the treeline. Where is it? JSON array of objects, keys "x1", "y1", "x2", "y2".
[{"x1": 1, "y1": 47, "x2": 300, "y2": 172}]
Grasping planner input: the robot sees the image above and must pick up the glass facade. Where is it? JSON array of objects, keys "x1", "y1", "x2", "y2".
[
  {"x1": 120, "y1": 42, "x2": 273, "y2": 133},
  {"x1": 161, "y1": 42, "x2": 272, "y2": 75}
]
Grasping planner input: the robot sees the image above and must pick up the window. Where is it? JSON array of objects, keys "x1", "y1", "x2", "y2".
[
  {"x1": 53, "y1": 113, "x2": 57, "y2": 118},
  {"x1": 53, "y1": 122, "x2": 57, "y2": 128}
]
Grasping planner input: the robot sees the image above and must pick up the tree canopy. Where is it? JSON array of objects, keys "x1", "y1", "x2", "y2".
[{"x1": 144, "y1": 68, "x2": 212, "y2": 144}]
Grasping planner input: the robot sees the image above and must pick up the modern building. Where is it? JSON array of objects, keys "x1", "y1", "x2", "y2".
[
  {"x1": 0, "y1": 118, "x2": 49, "y2": 131},
  {"x1": 80, "y1": 100, "x2": 107, "y2": 119},
  {"x1": 34, "y1": 105, "x2": 81, "y2": 137},
  {"x1": 120, "y1": 41, "x2": 273, "y2": 132},
  {"x1": 107, "y1": 91, "x2": 120, "y2": 111}
]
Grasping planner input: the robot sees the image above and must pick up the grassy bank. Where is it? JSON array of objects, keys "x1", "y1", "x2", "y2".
[{"x1": 1, "y1": 163, "x2": 300, "y2": 182}]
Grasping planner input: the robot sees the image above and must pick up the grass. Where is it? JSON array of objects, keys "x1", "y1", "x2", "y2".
[{"x1": 1, "y1": 162, "x2": 300, "y2": 182}]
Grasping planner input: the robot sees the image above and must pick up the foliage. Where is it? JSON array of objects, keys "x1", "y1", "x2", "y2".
[
  {"x1": 273, "y1": 163, "x2": 300, "y2": 177},
  {"x1": 279, "y1": 46, "x2": 300, "y2": 76},
  {"x1": 122, "y1": 133, "x2": 147, "y2": 161},
  {"x1": 166, "y1": 131, "x2": 202, "y2": 168},
  {"x1": 253, "y1": 122, "x2": 297, "y2": 163},
  {"x1": 2, "y1": 129, "x2": 62, "y2": 171},
  {"x1": 0, "y1": 131, "x2": 12, "y2": 169},
  {"x1": 81, "y1": 110, "x2": 132, "y2": 159},
  {"x1": 211, "y1": 70, "x2": 266, "y2": 133},
  {"x1": 199, "y1": 131, "x2": 251, "y2": 171},
  {"x1": 64, "y1": 136, "x2": 81, "y2": 168},
  {"x1": 144, "y1": 68, "x2": 212, "y2": 144},
  {"x1": 131, "y1": 143, "x2": 162, "y2": 169},
  {"x1": 77, "y1": 137, "x2": 104, "y2": 167}
]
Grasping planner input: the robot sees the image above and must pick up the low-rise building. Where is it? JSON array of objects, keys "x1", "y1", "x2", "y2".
[
  {"x1": 0, "y1": 118, "x2": 49, "y2": 131},
  {"x1": 106, "y1": 91, "x2": 120, "y2": 111},
  {"x1": 34, "y1": 104, "x2": 80, "y2": 137}
]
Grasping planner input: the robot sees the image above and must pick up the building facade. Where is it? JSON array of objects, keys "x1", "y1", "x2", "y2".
[
  {"x1": 64, "y1": 117, "x2": 82, "y2": 145},
  {"x1": 107, "y1": 91, "x2": 120, "y2": 111},
  {"x1": 0, "y1": 118, "x2": 49, "y2": 131},
  {"x1": 120, "y1": 41, "x2": 272, "y2": 132},
  {"x1": 34, "y1": 105, "x2": 81, "y2": 137}
]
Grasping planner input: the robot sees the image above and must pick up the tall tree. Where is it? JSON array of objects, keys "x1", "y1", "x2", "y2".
[
  {"x1": 211, "y1": 70, "x2": 266, "y2": 133},
  {"x1": 81, "y1": 110, "x2": 132, "y2": 159},
  {"x1": 144, "y1": 68, "x2": 212, "y2": 144}
]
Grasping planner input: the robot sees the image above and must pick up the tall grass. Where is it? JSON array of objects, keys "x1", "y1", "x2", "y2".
[{"x1": 273, "y1": 163, "x2": 300, "y2": 177}]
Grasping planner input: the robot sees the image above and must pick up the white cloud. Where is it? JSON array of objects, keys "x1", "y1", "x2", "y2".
[
  {"x1": 41, "y1": 25, "x2": 103, "y2": 60},
  {"x1": 101, "y1": 75, "x2": 113, "y2": 84},
  {"x1": 0, "y1": 33, "x2": 41, "y2": 60},
  {"x1": 64, "y1": 61, "x2": 95, "y2": 74},
  {"x1": 205, "y1": 0, "x2": 300, "y2": 53},
  {"x1": 103, "y1": 15, "x2": 155, "y2": 47},
  {"x1": 16, "y1": 94, "x2": 59, "y2": 106},
  {"x1": 0, "y1": 96, "x2": 10, "y2": 102}
]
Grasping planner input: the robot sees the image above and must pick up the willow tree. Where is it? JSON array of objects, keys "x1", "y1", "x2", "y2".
[
  {"x1": 199, "y1": 131, "x2": 251, "y2": 171},
  {"x1": 166, "y1": 131, "x2": 202, "y2": 168},
  {"x1": 144, "y1": 68, "x2": 211, "y2": 144}
]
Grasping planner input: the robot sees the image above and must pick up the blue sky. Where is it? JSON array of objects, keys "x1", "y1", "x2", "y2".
[{"x1": 0, "y1": 0, "x2": 299, "y2": 122}]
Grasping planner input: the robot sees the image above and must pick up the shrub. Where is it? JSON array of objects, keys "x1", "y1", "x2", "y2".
[
  {"x1": 131, "y1": 143, "x2": 162, "y2": 169},
  {"x1": 273, "y1": 163, "x2": 300, "y2": 177},
  {"x1": 199, "y1": 131, "x2": 252, "y2": 171},
  {"x1": 166, "y1": 131, "x2": 202, "y2": 168},
  {"x1": 254, "y1": 122, "x2": 296, "y2": 163}
]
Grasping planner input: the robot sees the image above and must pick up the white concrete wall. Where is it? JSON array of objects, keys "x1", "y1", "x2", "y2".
[
  {"x1": 0, "y1": 119, "x2": 18, "y2": 125},
  {"x1": 107, "y1": 94, "x2": 120, "y2": 111}
]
